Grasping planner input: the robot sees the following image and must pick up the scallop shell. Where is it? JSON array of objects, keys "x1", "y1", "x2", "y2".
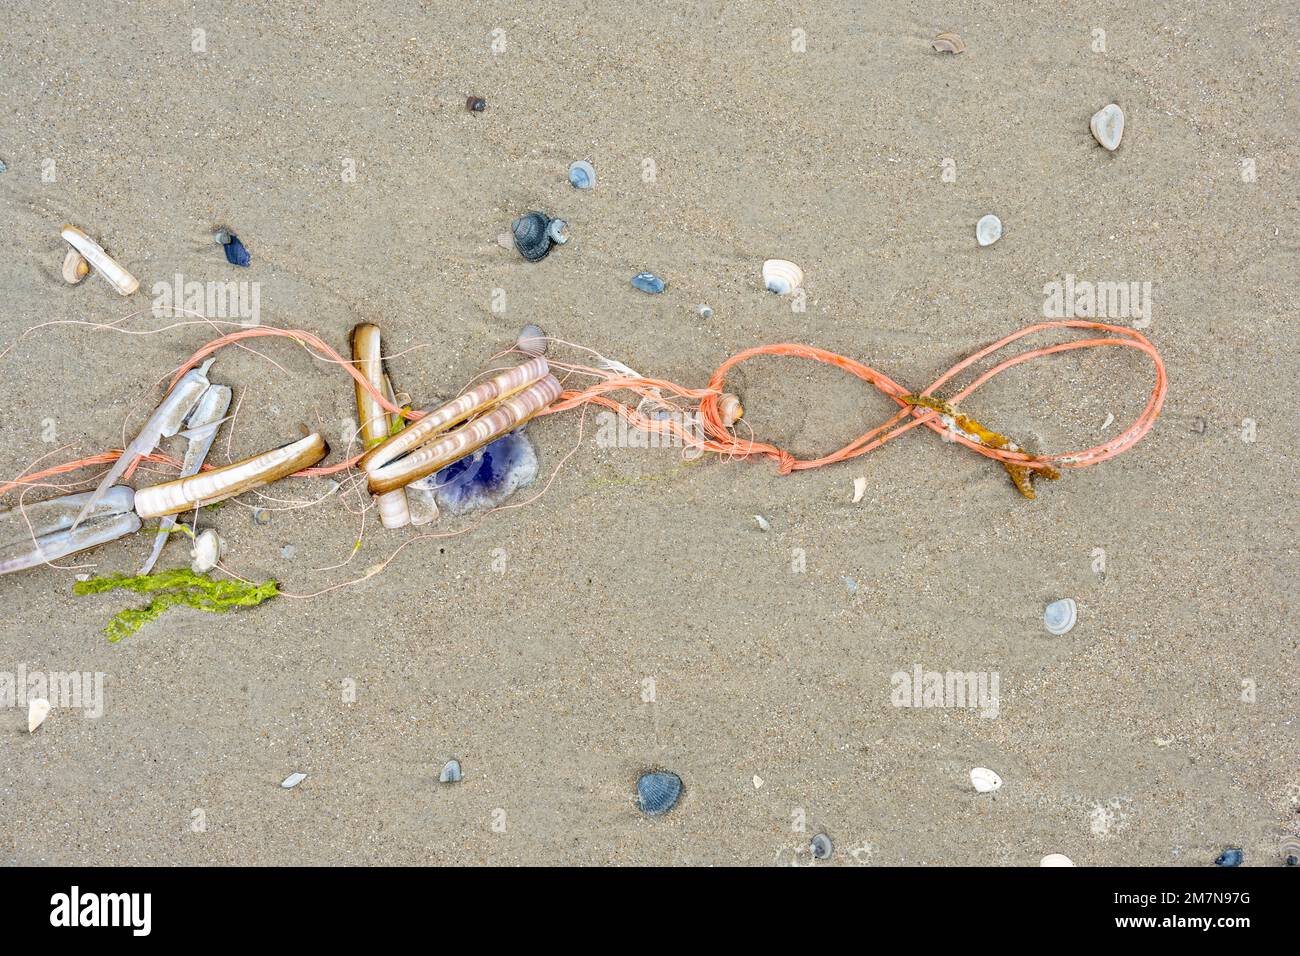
[
  {"x1": 189, "y1": 528, "x2": 223, "y2": 573},
  {"x1": 62, "y1": 249, "x2": 90, "y2": 284},
  {"x1": 28, "y1": 697, "x2": 51, "y2": 733},
  {"x1": 517, "y1": 324, "x2": 548, "y2": 357},
  {"x1": 718, "y1": 393, "x2": 743, "y2": 427},
  {"x1": 637, "y1": 771, "x2": 682, "y2": 816},
  {"x1": 762, "y1": 259, "x2": 803, "y2": 295},
  {"x1": 930, "y1": 32, "x2": 966, "y2": 54},
  {"x1": 1044, "y1": 598, "x2": 1077, "y2": 635},
  {"x1": 511, "y1": 211, "x2": 554, "y2": 262},
  {"x1": 1040, "y1": 853, "x2": 1075, "y2": 867},
  {"x1": 976, "y1": 214, "x2": 1002, "y2": 247},
  {"x1": 970, "y1": 767, "x2": 1003, "y2": 792},
  {"x1": 1090, "y1": 103, "x2": 1124, "y2": 151}
]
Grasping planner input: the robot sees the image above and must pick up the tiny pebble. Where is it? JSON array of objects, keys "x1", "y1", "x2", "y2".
[
  {"x1": 280, "y1": 772, "x2": 307, "y2": 789},
  {"x1": 1214, "y1": 847, "x2": 1243, "y2": 867},
  {"x1": 631, "y1": 272, "x2": 666, "y2": 294},
  {"x1": 752, "y1": 774, "x2": 764, "y2": 789}
]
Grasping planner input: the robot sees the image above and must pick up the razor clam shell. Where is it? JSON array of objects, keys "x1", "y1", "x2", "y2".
[
  {"x1": 0, "y1": 511, "x2": 141, "y2": 576},
  {"x1": 60, "y1": 224, "x2": 139, "y2": 296},
  {"x1": 133, "y1": 433, "x2": 328, "y2": 519},
  {"x1": 0, "y1": 485, "x2": 135, "y2": 548},
  {"x1": 367, "y1": 375, "x2": 561, "y2": 495},
  {"x1": 360, "y1": 356, "x2": 550, "y2": 475},
  {"x1": 352, "y1": 324, "x2": 411, "y2": 530}
]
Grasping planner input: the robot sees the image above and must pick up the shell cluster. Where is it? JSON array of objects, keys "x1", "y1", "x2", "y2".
[{"x1": 511, "y1": 211, "x2": 568, "y2": 261}]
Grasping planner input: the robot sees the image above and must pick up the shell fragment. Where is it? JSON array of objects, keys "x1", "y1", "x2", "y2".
[
  {"x1": 1090, "y1": 103, "x2": 1125, "y2": 151},
  {"x1": 970, "y1": 767, "x2": 1003, "y2": 792},
  {"x1": 28, "y1": 698, "x2": 51, "y2": 733},
  {"x1": 976, "y1": 214, "x2": 1002, "y2": 247}
]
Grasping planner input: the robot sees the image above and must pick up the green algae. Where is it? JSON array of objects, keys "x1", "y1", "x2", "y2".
[{"x1": 73, "y1": 568, "x2": 279, "y2": 642}]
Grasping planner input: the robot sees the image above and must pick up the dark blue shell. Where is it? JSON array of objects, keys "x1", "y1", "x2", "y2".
[
  {"x1": 637, "y1": 771, "x2": 682, "y2": 816},
  {"x1": 512, "y1": 212, "x2": 553, "y2": 262},
  {"x1": 1214, "y1": 847, "x2": 1243, "y2": 867},
  {"x1": 223, "y1": 234, "x2": 251, "y2": 267},
  {"x1": 433, "y1": 429, "x2": 537, "y2": 514}
]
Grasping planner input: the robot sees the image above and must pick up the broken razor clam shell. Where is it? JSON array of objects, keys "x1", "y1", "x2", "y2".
[
  {"x1": 352, "y1": 323, "x2": 410, "y2": 530},
  {"x1": 637, "y1": 771, "x2": 682, "y2": 816},
  {"x1": 359, "y1": 357, "x2": 550, "y2": 485},
  {"x1": 367, "y1": 376, "x2": 561, "y2": 496},
  {"x1": 439, "y1": 759, "x2": 463, "y2": 783},
  {"x1": 60, "y1": 224, "x2": 139, "y2": 296},
  {"x1": 1040, "y1": 853, "x2": 1075, "y2": 867},
  {"x1": 976, "y1": 214, "x2": 1002, "y2": 246},
  {"x1": 511, "y1": 211, "x2": 559, "y2": 261},
  {"x1": 133, "y1": 432, "x2": 329, "y2": 519},
  {"x1": 189, "y1": 528, "x2": 224, "y2": 573},
  {"x1": 0, "y1": 511, "x2": 142, "y2": 576},
  {"x1": 433, "y1": 429, "x2": 539, "y2": 515},
  {"x1": 61, "y1": 249, "x2": 91, "y2": 284},
  {"x1": 1044, "y1": 598, "x2": 1077, "y2": 635},
  {"x1": 1090, "y1": 103, "x2": 1125, "y2": 151},
  {"x1": 969, "y1": 767, "x2": 1003, "y2": 792},
  {"x1": 28, "y1": 698, "x2": 51, "y2": 733},
  {"x1": 72, "y1": 358, "x2": 216, "y2": 529},
  {"x1": 517, "y1": 324, "x2": 548, "y2": 357},
  {"x1": 930, "y1": 32, "x2": 966, "y2": 54},
  {"x1": 762, "y1": 259, "x2": 803, "y2": 295},
  {"x1": 139, "y1": 383, "x2": 232, "y2": 575},
  {"x1": 1, "y1": 485, "x2": 135, "y2": 549}
]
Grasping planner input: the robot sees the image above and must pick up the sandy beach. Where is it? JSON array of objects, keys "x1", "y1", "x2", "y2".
[{"x1": 0, "y1": 2, "x2": 1295, "y2": 866}]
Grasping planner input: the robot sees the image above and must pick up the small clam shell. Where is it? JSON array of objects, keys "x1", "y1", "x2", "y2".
[
  {"x1": 718, "y1": 393, "x2": 743, "y2": 427},
  {"x1": 1040, "y1": 853, "x2": 1075, "y2": 867},
  {"x1": 762, "y1": 259, "x2": 803, "y2": 295},
  {"x1": 546, "y1": 218, "x2": 570, "y2": 245},
  {"x1": 439, "y1": 759, "x2": 463, "y2": 783},
  {"x1": 568, "y1": 160, "x2": 595, "y2": 189},
  {"x1": 637, "y1": 771, "x2": 682, "y2": 816},
  {"x1": 930, "y1": 32, "x2": 966, "y2": 54},
  {"x1": 810, "y1": 833, "x2": 833, "y2": 860},
  {"x1": 1281, "y1": 835, "x2": 1300, "y2": 866},
  {"x1": 61, "y1": 249, "x2": 90, "y2": 284},
  {"x1": 280, "y1": 772, "x2": 307, "y2": 789},
  {"x1": 1090, "y1": 103, "x2": 1124, "y2": 151},
  {"x1": 1214, "y1": 847, "x2": 1244, "y2": 867},
  {"x1": 512, "y1": 211, "x2": 554, "y2": 261},
  {"x1": 970, "y1": 767, "x2": 1003, "y2": 792},
  {"x1": 189, "y1": 528, "x2": 224, "y2": 573},
  {"x1": 517, "y1": 324, "x2": 548, "y2": 357},
  {"x1": 976, "y1": 214, "x2": 1002, "y2": 247},
  {"x1": 1044, "y1": 598, "x2": 1077, "y2": 635},
  {"x1": 28, "y1": 697, "x2": 51, "y2": 733}
]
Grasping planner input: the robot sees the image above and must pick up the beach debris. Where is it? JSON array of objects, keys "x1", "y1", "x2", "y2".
[
  {"x1": 280, "y1": 545, "x2": 296, "y2": 559},
  {"x1": 637, "y1": 771, "x2": 682, "y2": 816},
  {"x1": 72, "y1": 359, "x2": 216, "y2": 528},
  {"x1": 74, "y1": 568, "x2": 279, "y2": 642},
  {"x1": 0, "y1": 158, "x2": 7, "y2": 173},
  {"x1": 466, "y1": 95, "x2": 487, "y2": 112},
  {"x1": 434, "y1": 430, "x2": 539, "y2": 515},
  {"x1": 189, "y1": 529, "x2": 224, "y2": 574},
  {"x1": 930, "y1": 32, "x2": 966, "y2": 54},
  {"x1": 852, "y1": 476, "x2": 867, "y2": 503},
  {"x1": 1281, "y1": 835, "x2": 1299, "y2": 866},
  {"x1": 696, "y1": 304, "x2": 713, "y2": 319},
  {"x1": 752, "y1": 774, "x2": 764, "y2": 789},
  {"x1": 1040, "y1": 853, "x2": 1075, "y2": 867},
  {"x1": 252, "y1": 508, "x2": 271, "y2": 525},
  {"x1": 1214, "y1": 847, "x2": 1244, "y2": 867},
  {"x1": 511, "y1": 211, "x2": 564, "y2": 261},
  {"x1": 281, "y1": 772, "x2": 307, "y2": 789},
  {"x1": 976, "y1": 214, "x2": 1002, "y2": 247},
  {"x1": 134, "y1": 432, "x2": 328, "y2": 518},
  {"x1": 1090, "y1": 103, "x2": 1125, "y2": 151},
  {"x1": 810, "y1": 833, "x2": 834, "y2": 860},
  {"x1": 140, "y1": 383, "x2": 232, "y2": 574},
  {"x1": 2, "y1": 486, "x2": 135, "y2": 547},
  {"x1": 717, "y1": 393, "x2": 743, "y2": 428},
  {"x1": 1191, "y1": 416, "x2": 1207, "y2": 434},
  {"x1": 61, "y1": 249, "x2": 91, "y2": 285},
  {"x1": 439, "y1": 759, "x2": 463, "y2": 783},
  {"x1": 762, "y1": 259, "x2": 803, "y2": 295},
  {"x1": 362, "y1": 358, "x2": 557, "y2": 495},
  {"x1": 753, "y1": 514, "x2": 771, "y2": 532},
  {"x1": 1044, "y1": 598, "x2": 1078, "y2": 635},
  {"x1": 517, "y1": 324, "x2": 548, "y2": 357},
  {"x1": 214, "y1": 227, "x2": 250, "y2": 266},
  {"x1": 352, "y1": 324, "x2": 411, "y2": 530},
  {"x1": 404, "y1": 475, "x2": 441, "y2": 525},
  {"x1": 1101, "y1": 412, "x2": 1115, "y2": 430},
  {"x1": 631, "y1": 271, "x2": 666, "y2": 294},
  {"x1": 27, "y1": 698, "x2": 51, "y2": 733},
  {"x1": 567, "y1": 160, "x2": 595, "y2": 189},
  {"x1": 60, "y1": 224, "x2": 139, "y2": 296},
  {"x1": 0, "y1": 511, "x2": 141, "y2": 577},
  {"x1": 969, "y1": 767, "x2": 1003, "y2": 793}
]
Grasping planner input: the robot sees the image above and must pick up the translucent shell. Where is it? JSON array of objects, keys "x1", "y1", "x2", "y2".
[{"x1": 762, "y1": 259, "x2": 803, "y2": 294}]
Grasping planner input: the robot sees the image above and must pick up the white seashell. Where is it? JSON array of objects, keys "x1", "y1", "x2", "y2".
[
  {"x1": 60, "y1": 224, "x2": 139, "y2": 295},
  {"x1": 852, "y1": 476, "x2": 867, "y2": 503},
  {"x1": 970, "y1": 767, "x2": 1003, "y2": 792},
  {"x1": 1040, "y1": 853, "x2": 1075, "y2": 866},
  {"x1": 762, "y1": 259, "x2": 803, "y2": 295},
  {"x1": 1090, "y1": 103, "x2": 1124, "y2": 151},
  {"x1": 753, "y1": 514, "x2": 771, "y2": 532},
  {"x1": 1044, "y1": 598, "x2": 1077, "y2": 635},
  {"x1": 62, "y1": 249, "x2": 90, "y2": 285},
  {"x1": 1101, "y1": 412, "x2": 1115, "y2": 430},
  {"x1": 752, "y1": 774, "x2": 764, "y2": 789},
  {"x1": 28, "y1": 698, "x2": 51, "y2": 733},
  {"x1": 976, "y1": 214, "x2": 1002, "y2": 247},
  {"x1": 717, "y1": 393, "x2": 743, "y2": 427},
  {"x1": 189, "y1": 528, "x2": 224, "y2": 573},
  {"x1": 280, "y1": 772, "x2": 307, "y2": 789}
]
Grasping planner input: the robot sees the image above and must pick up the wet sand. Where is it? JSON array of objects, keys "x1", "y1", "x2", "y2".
[{"x1": 0, "y1": 2, "x2": 1296, "y2": 865}]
